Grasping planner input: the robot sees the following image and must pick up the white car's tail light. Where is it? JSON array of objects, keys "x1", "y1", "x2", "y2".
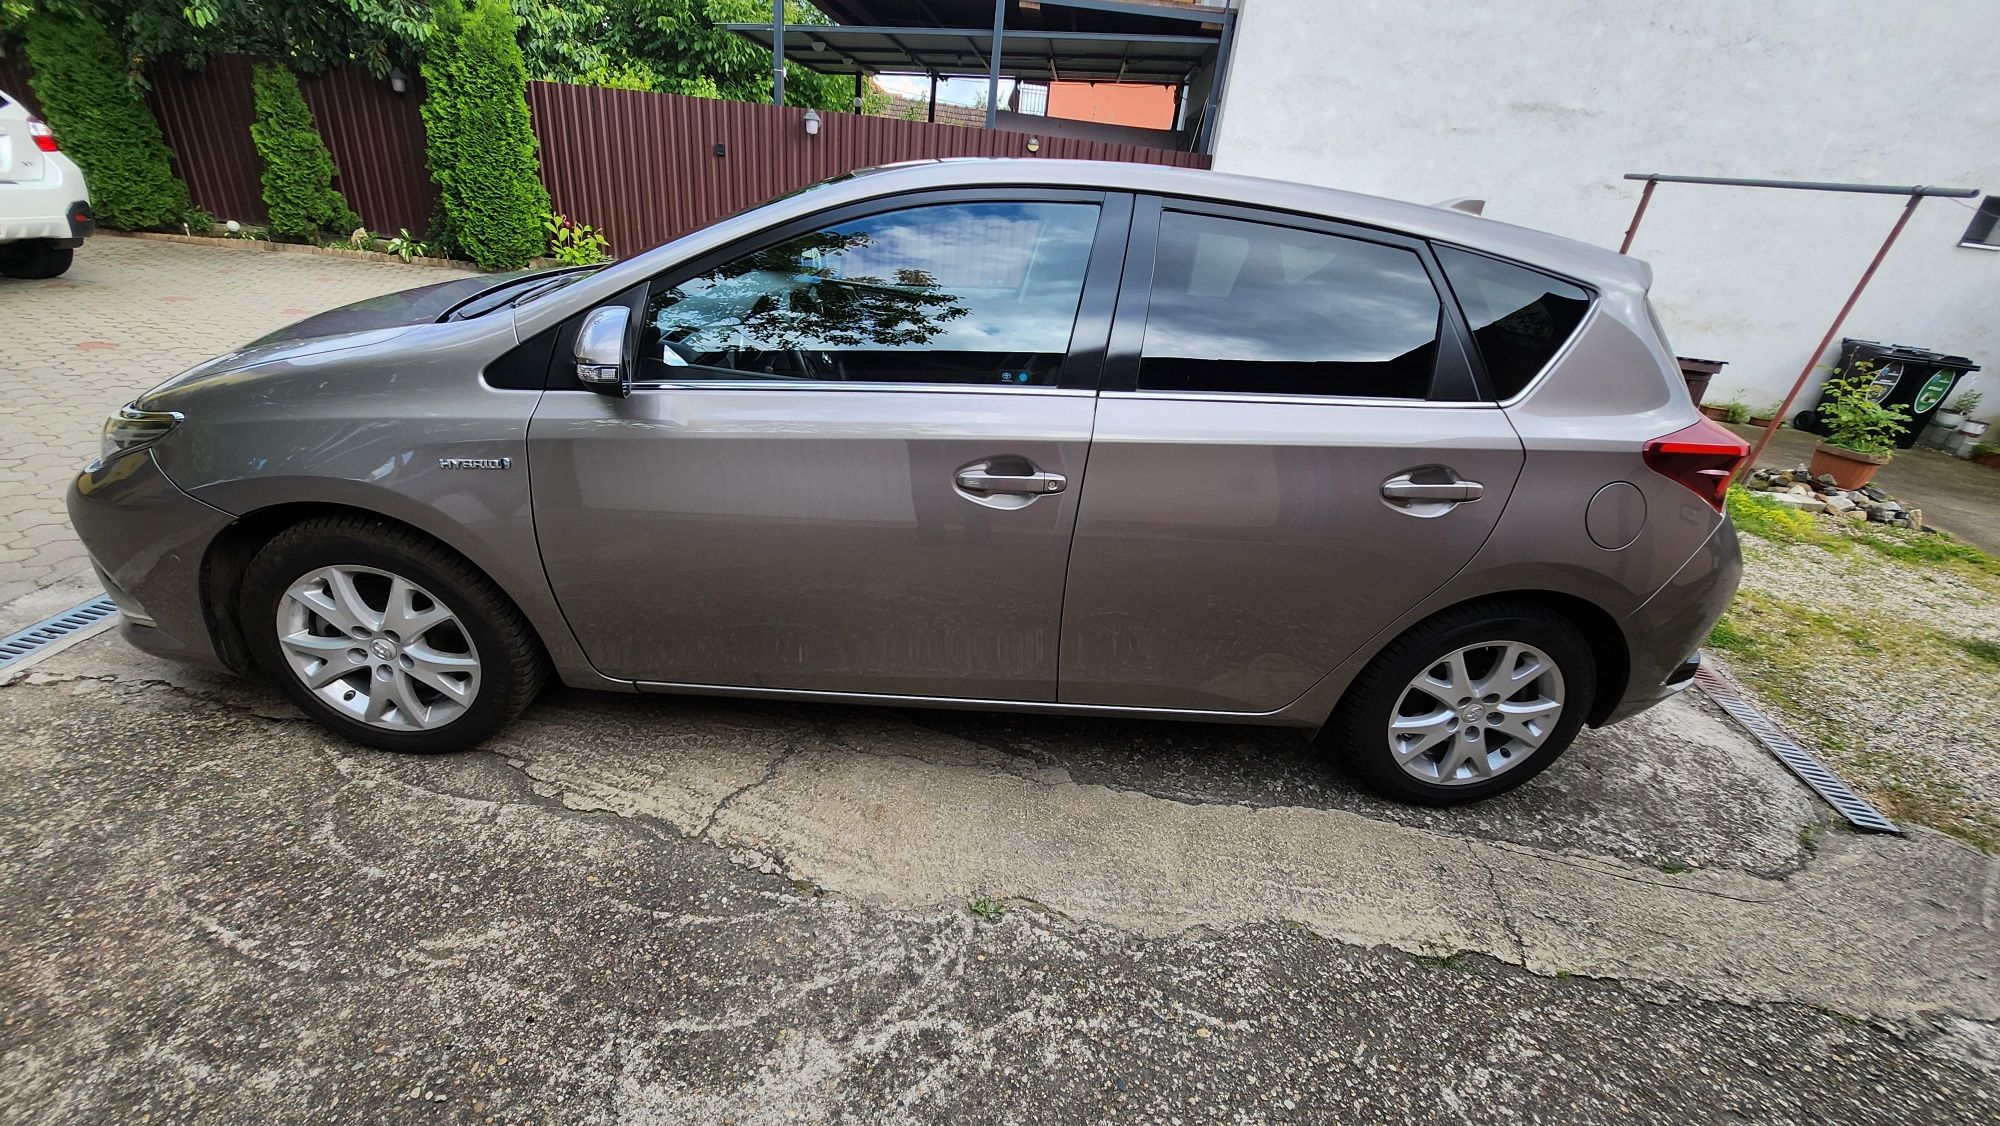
[
  {"x1": 27, "y1": 118, "x2": 59, "y2": 153},
  {"x1": 1643, "y1": 418, "x2": 1750, "y2": 512}
]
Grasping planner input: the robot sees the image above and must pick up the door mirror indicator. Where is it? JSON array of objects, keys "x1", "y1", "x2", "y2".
[{"x1": 575, "y1": 305, "x2": 632, "y2": 397}]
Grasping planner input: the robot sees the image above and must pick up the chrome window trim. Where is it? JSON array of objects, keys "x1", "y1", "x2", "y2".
[
  {"x1": 624, "y1": 379, "x2": 1094, "y2": 397},
  {"x1": 1100, "y1": 390, "x2": 1502, "y2": 410}
]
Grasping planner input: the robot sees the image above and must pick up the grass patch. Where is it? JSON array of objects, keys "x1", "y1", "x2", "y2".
[
  {"x1": 1855, "y1": 530, "x2": 2000, "y2": 582},
  {"x1": 967, "y1": 894, "x2": 1006, "y2": 922},
  {"x1": 1707, "y1": 589, "x2": 2000, "y2": 852},
  {"x1": 1947, "y1": 635, "x2": 2000, "y2": 669},
  {"x1": 1726, "y1": 486, "x2": 1838, "y2": 547}
]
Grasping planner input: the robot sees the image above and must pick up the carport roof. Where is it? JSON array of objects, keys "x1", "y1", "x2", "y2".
[{"x1": 721, "y1": 24, "x2": 1216, "y2": 83}]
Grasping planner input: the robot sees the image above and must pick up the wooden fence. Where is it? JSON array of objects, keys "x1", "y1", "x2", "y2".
[{"x1": 0, "y1": 53, "x2": 1210, "y2": 258}]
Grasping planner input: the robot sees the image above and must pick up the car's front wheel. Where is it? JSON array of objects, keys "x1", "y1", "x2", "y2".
[
  {"x1": 241, "y1": 516, "x2": 547, "y2": 752},
  {"x1": 1328, "y1": 601, "x2": 1595, "y2": 804}
]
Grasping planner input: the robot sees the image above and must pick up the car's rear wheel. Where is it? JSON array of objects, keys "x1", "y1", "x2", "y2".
[
  {"x1": 1328, "y1": 601, "x2": 1595, "y2": 804},
  {"x1": 0, "y1": 242, "x2": 74, "y2": 279},
  {"x1": 241, "y1": 516, "x2": 547, "y2": 753}
]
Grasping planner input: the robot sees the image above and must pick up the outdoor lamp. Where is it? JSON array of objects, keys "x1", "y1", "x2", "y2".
[
  {"x1": 1026, "y1": 136, "x2": 1041, "y2": 153},
  {"x1": 388, "y1": 67, "x2": 409, "y2": 95},
  {"x1": 803, "y1": 109, "x2": 822, "y2": 138}
]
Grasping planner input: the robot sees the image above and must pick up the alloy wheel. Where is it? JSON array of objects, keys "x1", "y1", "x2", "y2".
[
  {"x1": 275, "y1": 565, "x2": 482, "y2": 732},
  {"x1": 1386, "y1": 640, "x2": 1565, "y2": 786}
]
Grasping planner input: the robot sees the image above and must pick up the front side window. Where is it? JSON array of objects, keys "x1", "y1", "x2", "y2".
[
  {"x1": 638, "y1": 201, "x2": 1099, "y2": 386},
  {"x1": 1137, "y1": 211, "x2": 1444, "y2": 398},
  {"x1": 1435, "y1": 246, "x2": 1592, "y2": 400}
]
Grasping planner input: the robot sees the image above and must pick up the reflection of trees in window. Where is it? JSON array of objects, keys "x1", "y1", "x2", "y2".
[{"x1": 658, "y1": 230, "x2": 971, "y2": 353}]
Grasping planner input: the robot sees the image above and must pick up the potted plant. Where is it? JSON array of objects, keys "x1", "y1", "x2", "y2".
[
  {"x1": 1700, "y1": 398, "x2": 1750, "y2": 424},
  {"x1": 1972, "y1": 442, "x2": 2000, "y2": 469},
  {"x1": 1935, "y1": 390, "x2": 1982, "y2": 430},
  {"x1": 1808, "y1": 363, "x2": 1911, "y2": 489},
  {"x1": 1746, "y1": 402, "x2": 1782, "y2": 428}
]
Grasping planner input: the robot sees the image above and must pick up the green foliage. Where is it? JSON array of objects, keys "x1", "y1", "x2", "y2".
[
  {"x1": 1816, "y1": 362, "x2": 1911, "y2": 455},
  {"x1": 21, "y1": 11, "x2": 192, "y2": 230},
  {"x1": 138, "y1": 1, "x2": 430, "y2": 74},
  {"x1": 1726, "y1": 486, "x2": 1834, "y2": 546},
  {"x1": 421, "y1": 0, "x2": 550, "y2": 270},
  {"x1": 1943, "y1": 390, "x2": 1982, "y2": 416},
  {"x1": 1974, "y1": 442, "x2": 2000, "y2": 460},
  {"x1": 966, "y1": 894, "x2": 1006, "y2": 922},
  {"x1": 544, "y1": 211, "x2": 610, "y2": 265},
  {"x1": 1712, "y1": 398, "x2": 1750, "y2": 425},
  {"x1": 386, "y1": 228, "x2": 428, "y2": 261},
  {"x1": 249, "y1": 62, "x2": 362, "y2": 239}
]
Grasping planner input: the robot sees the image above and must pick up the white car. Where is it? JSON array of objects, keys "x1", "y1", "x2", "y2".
[{"x1": 0, "y1": 88, "x2": 91, "y2": 279}]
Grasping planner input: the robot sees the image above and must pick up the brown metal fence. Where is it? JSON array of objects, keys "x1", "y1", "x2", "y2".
[
  {"x1": 527, "y1": 82, "x2": 1209, "y2": 256},
  {"x1": 2, "y1": 52, "x2": 1209, "y2": 259}
]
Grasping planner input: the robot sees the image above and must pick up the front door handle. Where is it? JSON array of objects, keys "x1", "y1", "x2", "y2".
[
  {"x1": 1381, "y1": 478, "x2": 1483, "y2": 502},
  {"x1": 957, "y1": 462, "x2": 1068, "y2": 495}
]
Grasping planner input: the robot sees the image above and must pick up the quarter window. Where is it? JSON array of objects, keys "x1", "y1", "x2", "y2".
[
  {"x1": 639, "y1": 201, "x2": 1099, "y2": 386},
  {"x1": 1436, "y1": 246, "x2": 1592, "y2": 400},
  {"x1": 1136, "y1": 212, "x2": 1444, "y2": 398}
]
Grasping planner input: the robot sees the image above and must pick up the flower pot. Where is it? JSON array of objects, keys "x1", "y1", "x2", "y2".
[
  {"x1": 1699, "y1": 404, "x2": 1734, "y2": 423},
  {"x1": 1747, "y1": 415, "x2": 1777, "y2": 429},
  {"x1": 1934, "y1": 410, "x2": 1966, "y2": 430},
  {"x1": 1960, "y1": 419, "x2": 1991, "y2": 439},
  {"x1": 1808, "y1": 441, "x2": 1890, "y2": 490},
  {"x1": 1977, "y1": 453, "x2": 2000, "y2": 469}
]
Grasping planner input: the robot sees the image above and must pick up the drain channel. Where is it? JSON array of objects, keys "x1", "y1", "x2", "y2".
[
  {"x1": 1693, "y1": 664, "x2": 1900, "y2": 835},
  {"x1": 0, "y1": 596, "x2": 119, "y2": 673}
]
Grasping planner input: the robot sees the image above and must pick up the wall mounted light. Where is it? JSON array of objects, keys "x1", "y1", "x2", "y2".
[
  {"x1": 803, "y1": 109, "x2": 822, "y2": 138},
  {"x1": 1026, "y1": 136, "x2": 1041, "y2": 153},
  {"x1": 388, "y1": 67, "x2": 409, "y2": 96}
]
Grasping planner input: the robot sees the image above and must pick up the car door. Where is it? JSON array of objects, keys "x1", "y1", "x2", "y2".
[
  {"x1": 1058, "y1": 197, "x2": 1526, "y2": 713},
  {"x1": 530, "y1": 190, "x2": 1130, "y2": 700}
]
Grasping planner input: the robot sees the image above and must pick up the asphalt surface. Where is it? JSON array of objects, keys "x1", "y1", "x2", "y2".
[{"x1": 2, "y1": 626, "x2": 1996, "y2": 1124}]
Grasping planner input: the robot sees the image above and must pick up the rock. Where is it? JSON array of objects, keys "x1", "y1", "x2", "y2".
[
  {"x1": 1842, "y1": 507, "x2": 1870, "y2": 522},
  {"x1": 1786, "y1": 483, "x2": 1812, "y2": 496},
  {"x1": 1861, "y1": 485, "x2": 1888, "y2": 501},
  {"x1": 1891, "y1": 516, "x2": 1912, "y2": 528},
  {"x1": 1816, "y1": 473, "x2": 1838, "y2": 487},
  {"x1": 1867, "y1": 505, "x2": 1890, "y2": 523},
  {"x1": 1825, "y1": 494, "x2": 1857, "y2": 512},
  {"x1": 1907, "y1": 509, "x2": 1923, "y2": 531},
  {"x1": 1767, "y1": 492, "x2": 1827, "y2": 513},
  {"x1": 1791, "y1": 468, "x2": 1813, "y2": 483}
]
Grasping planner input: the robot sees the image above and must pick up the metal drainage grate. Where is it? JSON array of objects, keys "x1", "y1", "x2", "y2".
[
  {"x1": 1694, "y1": 665, "x2": 1900, "y2": 835},
  {"x1": 0, "y1": 596, "x2": 119, "y2": 673}
]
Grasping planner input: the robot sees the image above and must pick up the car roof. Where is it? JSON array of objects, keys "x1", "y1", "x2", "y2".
[{"x1": 833, "y1": 158, "x2": 1649, "y2": 292}]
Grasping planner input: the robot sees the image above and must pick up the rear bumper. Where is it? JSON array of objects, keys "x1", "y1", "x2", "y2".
[
  {"x1": 1, "y1": 148, "x2": 92, "y2": 244},
  {"x1": 1601, "y1": 517, "x2": 1741, "y2": 725},
  {"x1": 67, "y1": 451, "x2": 233, "y2": 670}
]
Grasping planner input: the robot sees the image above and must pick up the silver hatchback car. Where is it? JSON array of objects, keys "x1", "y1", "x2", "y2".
[{"x1": 70, "y1": 160, "x2": 1746, "y2": 803}]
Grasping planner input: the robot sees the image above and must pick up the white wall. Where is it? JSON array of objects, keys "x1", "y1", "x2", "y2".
[{"x1": 1211, "y1": 0, "x2": 2000, "y2": 417}]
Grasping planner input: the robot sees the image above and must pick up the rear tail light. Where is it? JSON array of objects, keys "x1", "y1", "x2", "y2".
[
  {"x1": 1643, "y1": 417, "x2": 1749, "y2": 512},
  {"x1": 28, "y1": 118, "x2": 58, "y2": 152}
]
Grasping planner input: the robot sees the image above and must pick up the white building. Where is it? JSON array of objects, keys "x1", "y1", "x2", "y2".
[{"x1": 1209, "y1": 0, "x2": 2000, "y2": 415}]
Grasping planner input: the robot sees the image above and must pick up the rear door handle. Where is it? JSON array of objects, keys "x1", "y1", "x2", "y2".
[
  {"x1": 1381, "y1": 471, "x2": 1484, "y2": 504},
  {"x1": 957, "y1": 462, "x2": 1068, "y2": 495}
]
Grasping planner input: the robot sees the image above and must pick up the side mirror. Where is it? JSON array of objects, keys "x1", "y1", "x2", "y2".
[{"x1": 574, "y1": 305, "x2": 632, "y2": 397}]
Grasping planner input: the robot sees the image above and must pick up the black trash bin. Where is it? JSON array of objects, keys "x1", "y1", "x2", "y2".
[{"x1": 1794, "y1": 338, "x2": 1981, "y2": 449}]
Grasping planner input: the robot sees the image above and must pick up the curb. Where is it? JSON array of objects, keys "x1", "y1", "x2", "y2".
[{"x1": 103, "y1": 230, "x2": 474, "y2": 271}]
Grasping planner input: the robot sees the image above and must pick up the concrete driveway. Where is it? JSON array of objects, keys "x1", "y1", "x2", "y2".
[{"x1": 2, "y1": 238, "x2": 1996, "y2": 1123}]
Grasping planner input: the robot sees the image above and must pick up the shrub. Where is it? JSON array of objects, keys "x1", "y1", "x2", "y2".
[
  {"x1": 22, "y1": 12, "x2": 192, "y2": 230},
  {"x1": 1816, "y1": 362, "x2": 1910, "y2": 455},
  {"x1": 420, "y1": 0, "x2": 550, "y2": 270},
  {"x1": 544, "y1": 211, "x2": 609, "y2": 266},
  {"x1": 248, "y1": 62, "x2": 362, "y2": 240}
]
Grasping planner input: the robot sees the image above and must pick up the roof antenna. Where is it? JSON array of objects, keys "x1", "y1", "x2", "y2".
[{"x1": 1433, "y1": 197, "x2": 1486, "y2": 215}]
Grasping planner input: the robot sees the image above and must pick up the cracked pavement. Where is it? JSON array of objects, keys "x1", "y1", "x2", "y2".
[{"x1": 3, "y1": 237, "x2": 1997, "y2": 1123}]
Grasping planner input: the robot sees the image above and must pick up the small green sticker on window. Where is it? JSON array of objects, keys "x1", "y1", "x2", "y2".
[{"x1": 1913, "y1": 370, "x2": 1955, "y2": 414}]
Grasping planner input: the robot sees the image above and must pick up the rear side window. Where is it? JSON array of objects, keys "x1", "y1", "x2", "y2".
[
  {"x1": 1137, "y1": 212, "x2": 1442, "y2": 399},
  {"x1": 1435, "y1": 246, "x2": 1592, "y2": 400}
]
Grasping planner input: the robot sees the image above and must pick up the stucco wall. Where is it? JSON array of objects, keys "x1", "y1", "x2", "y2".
[{"x1": 1210, "y1": 0, "x2": 2000, "y2": 416}]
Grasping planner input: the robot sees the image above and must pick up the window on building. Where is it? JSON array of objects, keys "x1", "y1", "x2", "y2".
[
  {"x1": 1435, "y1": 246, "x2": 1593, "y2": 400},
  {"x1": 639, "y1": 201, "x2": 1100, "y2": 386},
  {"x1": 1136, "y1": 212, "x2": 1443, "y2": 399},
  {"x1": 1961, "y1": 196, "x2": 2000, "y2": 250}
]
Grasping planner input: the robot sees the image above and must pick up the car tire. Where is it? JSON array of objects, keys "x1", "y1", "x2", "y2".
[
  {"x1": 240, "y1": 515, "x2": 549, "y2": 753},
  {"x1": 0, "y1": 243, "x2": 74, "y2": 279},
  {"x1": 1327, "y1": 600, "x2": 1596, "y2": 805}
]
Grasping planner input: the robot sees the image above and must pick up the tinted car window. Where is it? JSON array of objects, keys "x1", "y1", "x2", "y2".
[
  {"x1": 639, "y1": 201, "x2": 1098, "y2": 386},
  {"x1": 1137, "y1": 212, "x2": 1443, "y2": 398},
  {"x1": 1436, "y1": 246, "x2": 1592, "y2": 400}
]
